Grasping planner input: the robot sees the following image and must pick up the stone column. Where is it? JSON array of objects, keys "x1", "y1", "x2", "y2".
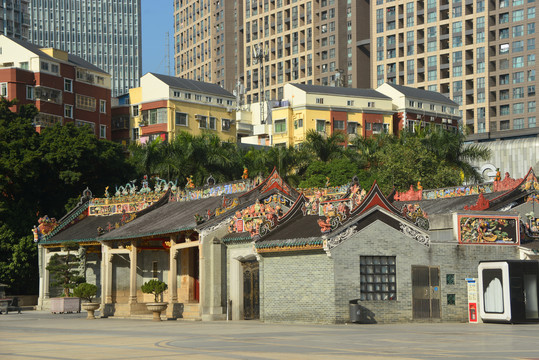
[
  {"x1": 168, "y1": 237, "x2": 178, "y2": 304},
  {"x1": 43, "y1": 247, "x2": 50, "y2": 299},
  {"x1": 102, "y1": 243, "x2": 113, "y2": 304},
  {"x1": 128, "y1": 242, "x2": 137, "y2": 304}
]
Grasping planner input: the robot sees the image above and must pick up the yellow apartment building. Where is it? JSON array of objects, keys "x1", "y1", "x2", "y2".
[
  {"x1": 129, "y1": 73, "x2": 237, "y2": 144},
  {"x1": 271, "y1": 83, "x2": 394, "y2": 147}
]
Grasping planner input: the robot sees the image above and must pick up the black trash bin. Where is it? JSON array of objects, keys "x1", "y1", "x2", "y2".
[{"x1": 349, "y1": 300, "x2": 361, "y2": 323}]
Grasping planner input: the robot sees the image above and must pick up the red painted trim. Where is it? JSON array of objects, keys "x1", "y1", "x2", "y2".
[{"x1": 140, "y1": 100, "x2": 168, "y2": 111}]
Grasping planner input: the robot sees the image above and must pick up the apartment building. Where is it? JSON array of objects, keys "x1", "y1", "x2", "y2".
[
  {"x1": 28, "y1": 0, "x2": 142, "y2": 97},
  {"x1": 173, "y1": 0, "x2": 370, "y2": 104},
  {"x1": 270, "y1": 83, "x2": 394, "y2": 148},
  {"x1": 371, "y1": 0, "x2": 537, "y2": 139},
  {"x1": 173, "y1": 0, "x2": 239, "y2": 93},
  {"x1": 129, "y1": 72, "x2": 237, "y2": 145},
  {"x1": 0, "y1": 35, "x2": 112, "y2": 139},
  {"x1": 0, "y1": 0, "x2": 29, "y2": 40}
]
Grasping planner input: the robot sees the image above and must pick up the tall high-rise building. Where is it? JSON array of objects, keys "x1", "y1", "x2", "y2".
[
  {"x1": 0, "y1": 0, "x2": 30, "y2": 40},
  {"x1": 28, "y1": 0, "x2": 142, "y2": 96},
  {"x1": 371, "y1": 0, "x2": 538, "y2": 139},
  {"x1": 173, "y1": 0, "x2": 370, "y2": 104}
]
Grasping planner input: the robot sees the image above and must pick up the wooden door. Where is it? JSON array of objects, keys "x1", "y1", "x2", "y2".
[
  {"x1": 412, "y1": 266, "x2": 441, "y2": 319},
  {"x1": 242, "y1": 260, "x2": 259, "y2": 320}
]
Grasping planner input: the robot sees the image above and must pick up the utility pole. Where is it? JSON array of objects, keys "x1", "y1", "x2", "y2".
[{"x1": 253, "y1": 44, "x2": 268, "y2": 124}]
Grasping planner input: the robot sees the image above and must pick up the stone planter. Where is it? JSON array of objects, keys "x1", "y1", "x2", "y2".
[
  {"x1": 50, "y1": 297, "x2": 81, "y2": 314},
  {"x1": 146, "y1": 303, "x2": 168, "y2": 321},
  {"x1": 81, "y1": 302, "x2": 100, "y2": 320}
]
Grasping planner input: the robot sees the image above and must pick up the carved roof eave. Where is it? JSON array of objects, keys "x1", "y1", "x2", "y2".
[
  {"x1": 482, "y1": 168, "x2": 535, "y2": 211},
  {"x1": 239, "y1": 167, "x2": 300, "y2": 201},
  {"x1": 322, "y1": 206, "x2": 431, "y2": 257}
]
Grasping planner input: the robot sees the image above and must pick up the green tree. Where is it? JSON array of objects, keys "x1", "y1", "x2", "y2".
[
  {"x1": 46, "y1": 244, "x2": 85, "y2": 297},
  {"x1": 38, "y1": 123, "x2": 136, "y2": 215},
  {"x1": 298, "y1": 158, "x2": 361, "y2": 188}
]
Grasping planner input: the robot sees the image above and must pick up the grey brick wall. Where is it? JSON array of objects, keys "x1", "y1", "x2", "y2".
[
  {"x1": 331, "y1": 221, "x2": 518, "y2": 323},
  {"x1": 259, "y1": 251, "x2": 336, "y2": 323}
]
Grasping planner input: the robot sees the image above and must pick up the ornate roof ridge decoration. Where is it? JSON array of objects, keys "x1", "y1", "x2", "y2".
[
  {"x1": 401, "y1": 204, "x2": 430, "y2": 230},
  {"x1": 419, "y1": 183, "x2": 494, "y2": 200},
  {"x1": 255, "y1": 237, "x2": 324, "y2": 253},
  {"x1": 239, "y1": 168, "x2": 299, "y2": 200},
  {"x1": 33, "y1": 188, "x2": 93, "y2": 243},
  {"x1": 170, "y1": 178, "x2": 256, "y2": 203},
  {"x1": 322, "y1": 207, "x2": 431, "y2": 257},
  {"x1": 493, "y1": 171, "x2": 525, "y2": 193},
  {"x1": 394, "y1": 184, "x2": 422, "y2": 201},
  {"x1": 464, "y1": 193, "x2": 491, "y2": 211}
]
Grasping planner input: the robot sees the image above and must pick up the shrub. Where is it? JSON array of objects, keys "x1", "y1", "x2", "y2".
[{"x1": 141, "y1": 279, "x2": 168, "y2": 303}]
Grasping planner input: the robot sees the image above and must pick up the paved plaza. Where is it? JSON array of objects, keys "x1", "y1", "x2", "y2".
[{"x1": 1, "y1": 311, "x2": 539, "y2": 359}]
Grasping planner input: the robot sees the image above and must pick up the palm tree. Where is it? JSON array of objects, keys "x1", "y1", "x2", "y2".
[{"x1": 302, "y1": 130, "x2": 345, "y2": 162}]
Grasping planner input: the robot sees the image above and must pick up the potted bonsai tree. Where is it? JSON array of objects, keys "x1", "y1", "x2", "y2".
[
  {"x1": 74, "y1": 283, "x2": 99, "y2": 319},
  {"x1": 46, "y1": 243, "x2": 85, "y2": 313},
  {"x1": 141, "y1": 279, "x2": 168, "y2": 321}
]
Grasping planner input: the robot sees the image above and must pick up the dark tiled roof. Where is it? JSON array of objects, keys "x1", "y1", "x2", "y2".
[
  {"x1": 290, "y1": 83, "x2": 391, "y2": 100},
  {"x1": 45, "y1": 214, "x2": 123, "y2": 244},
  {"x1": 99, "y1": 196, "x2": 224, "y2": 240},
  {"x1": 261, "y1": 215, "x2": 322, "y2": 241},
  {"x1": 4, "y1": 35, "x2": 108, "y2": 75},
  {"x1": 148, "y1": 73, "x2": 234, "y2": 98},
  {"x1": 393, "y1": 191, "x2": 506, "y2": 215},
  {"x1": 382, "y1": 82, "x2": 458, "y2": 106}
]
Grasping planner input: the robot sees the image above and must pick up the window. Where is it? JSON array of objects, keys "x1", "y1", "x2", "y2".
[
  {"x1": 513, "y1": 71, "x2": 524, "y2": 83},
  {"x1": 100, "y1": 125, "x2": 107, "y2": 138},
  {"x1": 19, "y1": 61, "x2": 29, "y2": 70},
  {"x1": 499, "y1": 28, "x2": 509, "y2": 39},
  {"x1": 500, "y1": 89, "x2": 510, "y2": 99},
  {"x1": 316, "y1": 119, "x2": 326, "y2": 133},
  {"x1": 132, "y1": 128, "x2": 140, "y2": 140},
  {"x1": 75, "y1": 120, "x2": 96, "y2": 132},
  {"x1": 347, "y1": 122, "x2": 358, "y2": 135},
  {"x1": 173, "y1": 91, "x2": 181, "y2": 97},
  {"x1": 76, "y1": 94, "x2": 96, "y2": 111},
  {"x1": 529, "y1": 22, "x2": 536, "y2": 34},
  {"x1": 360, "y1": 256, "x2": 396, "y2": 301},
  {"x1": 209, "y1": 116, "x2": 217, "y2": 130},
  {"x1": 316, "y1": 97, "x2": 324, "y2": 104},
  {"x1": 64, "y1": 78, "x2": 73, "y2": 92},
  {"x1": 513, "y1": 87, "x2": 524, "y2": 98},
  {"x1": 222, "y1": 118, "x2": 231, "y2": 131},
  {"x1": 0, "y1": 83, "x2": 7, "y2": 97},
  {"x1": 51, "y1": 64, "x2": 59, "y2": 73},
  {"x1": 513, "y1": 9, "x2": 524, "y2": 21},
  {"x1": 513, "y1": 102, "x2": 524, "y2": 114},
  {"x1": 500, "y1": 120, "x2": 510, "y2": 130},
  {"x1": 500, "y1": 105, "x2": 510, "y2": 115},
  {"x1": 197, "y1": 115, "x2": 208, "y2": 128},
  {"x1": 513, "y1": 56, "x2": 525, "y2": 68},
  {"x1": 500, "y1": 74, "x2": 510, "y2": 84},
  {"x1": 100, "y1": 100, "x2": 106, "y2": 114},
  {"x1": 64, "y1": 104, "x2": 73, "y2": 118},
  {"x1": 529, "y1": 7, "x2": 536, "y2": 18},
  {"x1": 513, "y1": 25, "x2": 524, "y2": 37},
  {"x1": 40, "y1": 62, "x2": 49, "y2": 71},
  {"x1": 514, "y1": 118, "x2": 525, "y2": 129},
  {"x1": 513, "y1": 40, "x2": 524, "y2": 52},
  {"x1": 26, "y1": 86, "x2": 34, "y2": 100},
  {"x1": 500, "y1": 43, "x2": 510, "y2": 54},
  {"x1": 275, "y1": 119, "x2": 286, "y2": 133},
  {"x1": 529, "y1": 101, "x2": 536, "y2": 113},
  {"x1": 175, "y1": 112, "x2": 188, "y2": 126},
  {"x1": 529, "y1": 117, "x2": 536, "y2": 128},
  {"x1": 333, "y1": 120, "x2": 345, "y2": 131}
]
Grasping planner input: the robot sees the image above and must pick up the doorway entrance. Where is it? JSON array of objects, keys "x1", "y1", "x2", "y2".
[
  {"x1": 242, "y1": 260, "x2": 259, "y2": 320},
  {"x1": 412, "y1": 265, "x2": 441, "y2": 319}
]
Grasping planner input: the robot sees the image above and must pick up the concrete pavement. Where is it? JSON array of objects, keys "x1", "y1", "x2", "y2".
[{"x1": 1, "y1": 311, "x2": 539, "y2": 359}]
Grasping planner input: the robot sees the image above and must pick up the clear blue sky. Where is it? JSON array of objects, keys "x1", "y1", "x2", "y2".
[{"x1": 141, "y1": 0, "x2": 174, "y2": 76}]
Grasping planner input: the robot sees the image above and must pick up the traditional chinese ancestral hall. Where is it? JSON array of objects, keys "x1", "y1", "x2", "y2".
[{"x1": 34, "y1": 169, "x2": 539, "y2": 323}]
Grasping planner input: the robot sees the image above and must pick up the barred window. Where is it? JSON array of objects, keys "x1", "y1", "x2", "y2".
[
  {"x1": 76, "y1": 94, "x2": 96, "y2": 111},
  {"x1": 360, "y1": 256, "x2": 397, "y2": 301}
]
